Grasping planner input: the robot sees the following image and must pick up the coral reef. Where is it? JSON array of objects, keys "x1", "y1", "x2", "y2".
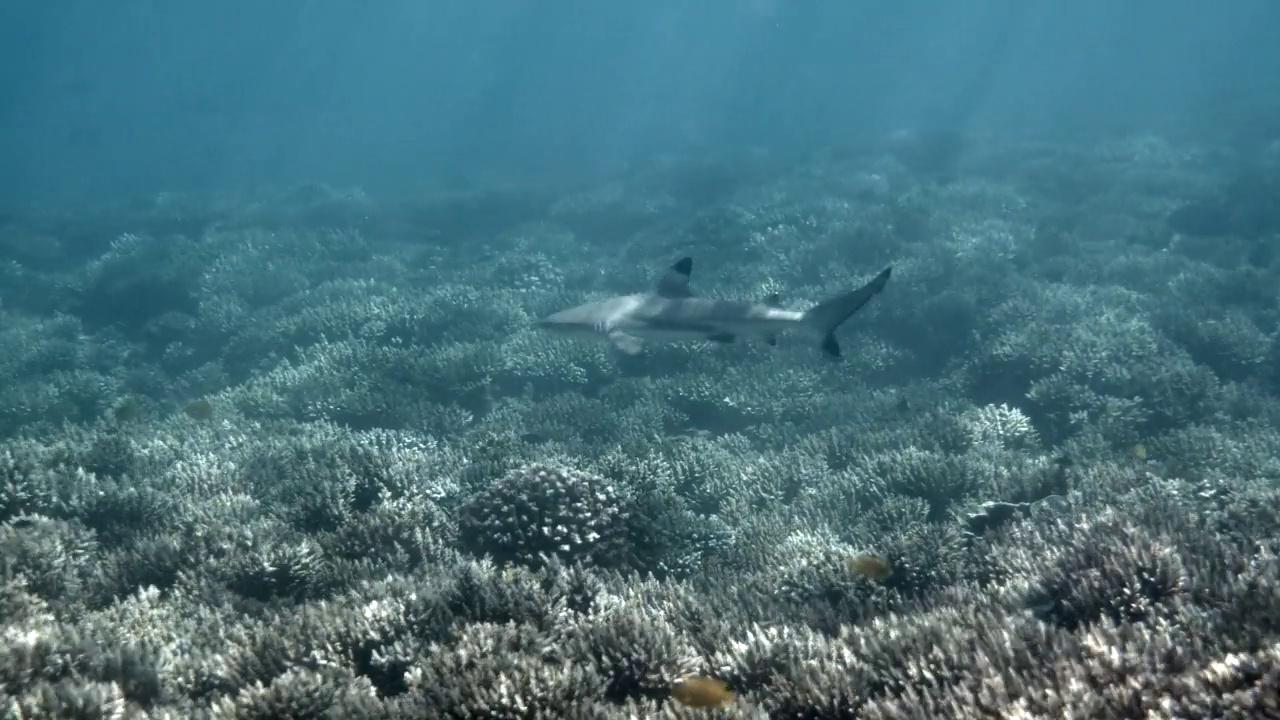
[{"x1": 1, "y1": 134, "x2": 1279, "y2": 717}]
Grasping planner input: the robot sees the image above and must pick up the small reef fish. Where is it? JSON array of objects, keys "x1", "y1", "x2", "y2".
[
  {"x1": 846, "y1": 553, "x2": 893, "y2": 582},
  {"x1": 183, "y1": 398, "x2": 215, "y2": 420},
  {"x1": 671, "y1": 675, "x2": 735, "y2": 708}
]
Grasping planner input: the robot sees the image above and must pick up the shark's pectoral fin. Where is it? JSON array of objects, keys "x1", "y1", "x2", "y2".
[
  {"x1": 608, "y1": 331, "x2": 645, "y2": 355},
  {"x1": 705, "y1": 332, "x2": 736, "y2": 344}
]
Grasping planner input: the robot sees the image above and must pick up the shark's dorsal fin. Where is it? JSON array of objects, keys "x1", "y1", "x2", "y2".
[{"x1": 656, "y1": 257, "x2": 694, "y2": 298}]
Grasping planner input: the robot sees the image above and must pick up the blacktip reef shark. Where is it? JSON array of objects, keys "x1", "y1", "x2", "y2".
[{"x1": 535, "y1": 257, "x2": 892, "y2": 358}]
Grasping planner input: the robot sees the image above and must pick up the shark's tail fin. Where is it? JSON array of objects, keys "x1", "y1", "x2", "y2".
[{"x1": 803, "y1": 266, "x2": 892, "y2": 358}]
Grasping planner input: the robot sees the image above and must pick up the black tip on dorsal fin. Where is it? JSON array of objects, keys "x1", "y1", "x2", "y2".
[
  {"x1": 821, "y1": 333, "x2": 841, "y2": 359},
  {"x1": 656, "y1": 256, "x2": 695, "y2": 298}
]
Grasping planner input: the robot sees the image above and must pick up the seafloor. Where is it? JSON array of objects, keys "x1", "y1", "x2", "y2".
[{"x1": 1, "y1": 136, "x2": 1278, "y2": 718}]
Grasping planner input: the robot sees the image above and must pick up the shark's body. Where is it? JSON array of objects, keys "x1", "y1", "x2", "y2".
[{"x1": 535, "y1": 257, "x2": 891, "y2": 358}]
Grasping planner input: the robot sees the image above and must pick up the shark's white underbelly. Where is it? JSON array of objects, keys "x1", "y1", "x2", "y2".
[{"x1": 618, "y1": 313, "x2": 805, "y2": 342}]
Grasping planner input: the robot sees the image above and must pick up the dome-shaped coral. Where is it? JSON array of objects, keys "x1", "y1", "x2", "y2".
[{"x1": 459, "y1": 462, "x2": 631, "y2": 569}]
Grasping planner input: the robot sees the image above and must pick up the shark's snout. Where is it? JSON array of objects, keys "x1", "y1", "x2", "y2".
[{"x1": 533, "y1": 310, "x2": 583, "y2": 335}]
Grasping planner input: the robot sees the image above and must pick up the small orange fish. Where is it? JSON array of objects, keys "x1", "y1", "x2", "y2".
[
  {"x1": 846, "y1": 553, "x2": 892, "y2": 582},
  {"x1": 671, "y1": 675, "x2": 735, "y2": 708}
]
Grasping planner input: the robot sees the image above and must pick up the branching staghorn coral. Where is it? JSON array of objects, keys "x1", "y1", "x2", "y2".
[{"x1": 0, "y1": 139, "x2": 1278, "y2": 718}]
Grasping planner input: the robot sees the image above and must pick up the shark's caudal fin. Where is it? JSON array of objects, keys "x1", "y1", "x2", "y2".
[{"x1": 803, "y1": 266, "x2": 892, "y2": 358}]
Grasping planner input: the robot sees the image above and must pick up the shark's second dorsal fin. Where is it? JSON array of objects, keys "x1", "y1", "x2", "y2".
[{"x1": 656, "y1": 257, "x2": 694, "y2": 298}]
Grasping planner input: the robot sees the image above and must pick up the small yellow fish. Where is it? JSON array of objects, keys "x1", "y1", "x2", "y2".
[
  {"x1": 671, "y1": 675, "x2": 735, "y2": 708},
  {"x1": 183, "y1": 398, "x2": 215, "y2": 421},
  {"x1": 1132, "y1": 443, "x2": 1148, "y2": 461},
  {"x1": 846, "y1": 553, "x2": 893, "y2": 582}
]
